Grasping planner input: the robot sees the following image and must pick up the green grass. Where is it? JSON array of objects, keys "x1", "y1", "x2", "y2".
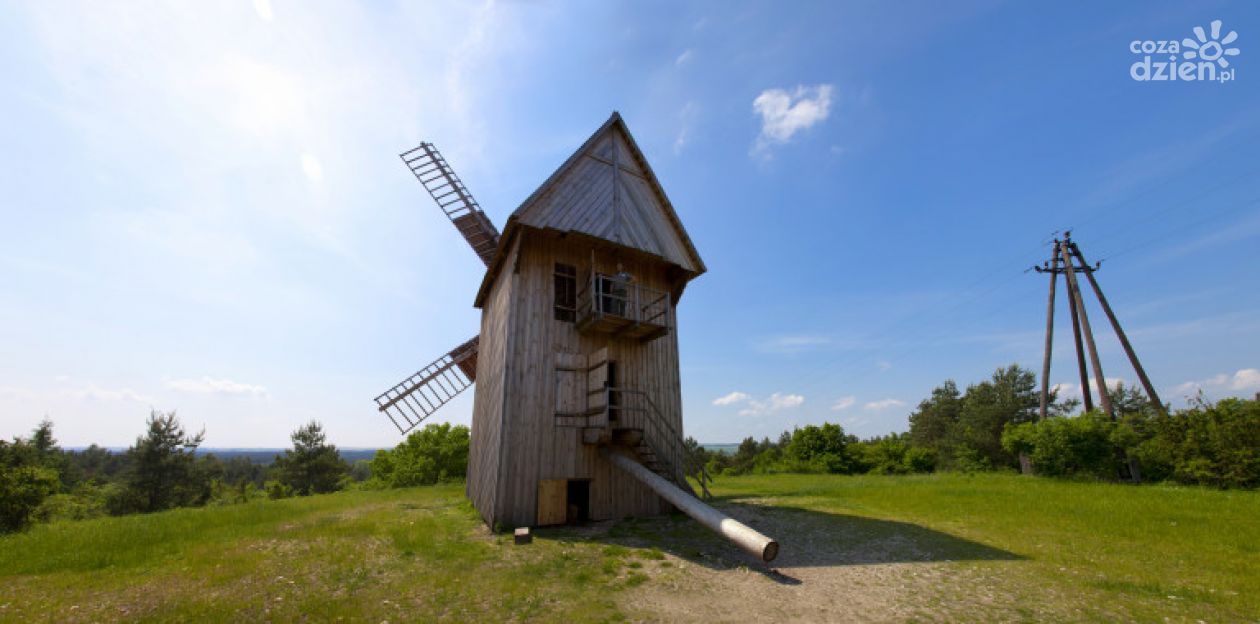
[
  {"x1": 1, "y1": 475, "x2": 1257, "y2": 622},
  {"x1": 0, "y1": 486, "x2": 637, "y2": 622},
  {"x1": 711, "y1": 472, "x2": 1260, "y2": 621}
]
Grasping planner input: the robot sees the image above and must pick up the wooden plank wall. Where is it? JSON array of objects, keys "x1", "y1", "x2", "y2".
[
  {"x1": 466, "y1": 238, "x2": 520, "y2": 526},
  {"x1": 514, "y1": 129, "x2": 700, "y2": 274},
  {"x1": 489, "y1": 229, "x2": 684, "y2": 527}
]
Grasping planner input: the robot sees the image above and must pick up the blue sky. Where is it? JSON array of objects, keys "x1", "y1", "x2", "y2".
[{"x1": 2, "y1": 1, "x2": 1259, "y2": 448}]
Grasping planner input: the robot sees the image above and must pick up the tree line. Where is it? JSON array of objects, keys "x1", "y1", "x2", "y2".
[
  {"x1": 686, "y1": 364, "x2": 1260, "y2": 489},
  {"x1": 1, "y1": 411, "x2": 472, "y2": 534},
  {"x1": 0, "y1": 411, "x2": 361, "y2": 533}
]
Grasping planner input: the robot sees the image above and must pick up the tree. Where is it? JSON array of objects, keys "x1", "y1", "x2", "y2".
[
  {"x1": 31, "y1": 419, "x2": 56, "y2": 457},
  {"x1": 682, "y1": 436, "x2": 709, "y2": 478},
  {"x1": 122, "y1": 411, "x2": 207, "y2": 513},
  {"x1": 0, "y1": 427, "x2": 60, "y2": 533},
  {"x1": 955, "y1": 364, "x2": 1040, "y2": 469},
  {"x1": 908, "y1": 380, "x2": 963, "y2": 457},
  {"x1": 786, "y1": 423, "x2": 852, "y2": 473},
  {"x1": 1107, "y1": 382, "x2": 1155, "y2": 417},
  {"x1": 273, "y1": 421, "x2": 348, "y2": 495},
  {"x1": 369, "y1": 423, "x2": 468, "y2": 487}
]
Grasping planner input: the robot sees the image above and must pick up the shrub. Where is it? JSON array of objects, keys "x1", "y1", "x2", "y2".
[
  {"x1": 1002, "y1": 411, "x2": 1118, "y2": 479},
  {"x1": 0, "y1": 464, "x2": 59, "y2": 532},
  {"x1": 370, "y1": 423, "x2": 469, "y2": 487}
]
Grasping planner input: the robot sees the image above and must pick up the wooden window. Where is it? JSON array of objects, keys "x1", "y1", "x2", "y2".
[
  {"x1": 554, "y1": 351, "x2": 586, "y2": 418},
  {"x1": 554, "y1": 263, "x2": 577, "y2": 322}
]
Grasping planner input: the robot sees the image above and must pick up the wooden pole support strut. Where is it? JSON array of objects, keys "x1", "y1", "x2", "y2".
[
  {"x1": 1069, "y1": 244, "x2": 1166, "y2": 414},
  {"x1": 1060, "y1": 240, "x2": 1115, "y2": 418},
  {"x1": 603, "y1": 448, "x2": 779, "y2": 562}
]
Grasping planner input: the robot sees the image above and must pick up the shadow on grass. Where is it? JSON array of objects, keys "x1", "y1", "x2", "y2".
[{"x1": 535, "y1": 496, "x2": 1023, "y2": 585}]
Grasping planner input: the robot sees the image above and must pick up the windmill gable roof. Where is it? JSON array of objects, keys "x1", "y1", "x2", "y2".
[{"x1": 474, "y1": 113, "x2": 705, "y2": 308}]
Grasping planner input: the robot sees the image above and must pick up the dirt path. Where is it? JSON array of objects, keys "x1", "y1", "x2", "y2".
[{"x1": 607, "y1": 497, "x2": 1071, "y2": 622}]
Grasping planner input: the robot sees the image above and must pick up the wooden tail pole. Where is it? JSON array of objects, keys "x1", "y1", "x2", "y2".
[
  {"x1": 1068, "y1": 243, "x2": 1166, "y2": 414},
  {"x1": 1060, "y1": 239, "x2": 1115, "y2": 419},
  {"x1": 604, "y1": 448, "x2": 779, "y2": 562}
]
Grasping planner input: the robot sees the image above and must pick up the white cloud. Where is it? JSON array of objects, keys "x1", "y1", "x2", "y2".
[
  {"x1": 751, "y1": 84, "x2": 833, "y2": 155},
  {"x1": 3, "y1": 381, "x2": 156, "y2": 405},
  {"x1": 712, "y1": 391, "x2": 750, "y2": 406},
  {"x1": 830, "y1": 396, "x2": 856, "y2": 411},
  {"x1": 0, "y1": 386, "x2": 40, "y2": 401},
  {"x1": 674, "y1": 101, "x2": 699, "y2": 155},
  {"x1": 1175, "y1": 368, "x2": 1260, "y2": 397},
  {"x1": 253, "y1": 0, "x2": 274, "y2": 22},
  {"x1": 166, "y1": 377, "x2": 269, "y2": 398},
  {"x1": 756, "y1": 334, "x2": 831, "y2": 354},
  {"x1": 1053, "y1": 378, "x2": 1127, "y2": 397},
  {"x1": 66, "y1": 383, "x2": 156, "y2": 404},
  {"x1": 738, "y1": 392, "x2": 805, "y2": 417},
  {"x1": 300, "y1": 152, "x2": 323, "y2": 182},
  {"x1": 876, "y1": 360, "x2": 892, "y2": 371},
  {"x1": 675, "y1": 49, "x2": 693, "y2": 66},
  {"x1": 864, "y1": 398, "x2": 905, "y2": 410},
  {"x1": 1233, "y1": 368, "x2": 1260, "y2": 390}
]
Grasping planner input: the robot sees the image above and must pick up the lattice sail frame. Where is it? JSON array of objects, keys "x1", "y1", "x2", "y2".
[
  {"x1": 374, "y1": 336, "x2": 479, "y2": 434},
  {"x1": 400, "y1": 143, "x2": 500, "y2": 266}
]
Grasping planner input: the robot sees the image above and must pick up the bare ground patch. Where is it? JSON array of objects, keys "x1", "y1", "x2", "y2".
[{"x1": 601, "y1": 497, "x2": 1085, "y2": 622}]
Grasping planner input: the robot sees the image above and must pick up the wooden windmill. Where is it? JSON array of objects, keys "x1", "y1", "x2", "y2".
[{"x1": 374, "y1": 113, "x2": 777, "y2": 561}]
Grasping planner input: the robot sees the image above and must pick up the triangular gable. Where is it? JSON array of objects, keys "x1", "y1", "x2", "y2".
[{"x1": 509, "y1": 113, "x2": 706, "y2": 274}]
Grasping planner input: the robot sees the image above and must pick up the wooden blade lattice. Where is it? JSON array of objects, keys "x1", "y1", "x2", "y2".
[
  {"x1": 375, "y1": 336, "x2": 480, "y2": 434},
  {"x1": 400, "y1": 143, "x2": 501, "y2": 266}
]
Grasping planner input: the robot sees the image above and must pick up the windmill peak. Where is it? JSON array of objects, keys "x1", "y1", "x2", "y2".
[{"x1": 475, "y1": 112, "x2": 705, "y2": 308}]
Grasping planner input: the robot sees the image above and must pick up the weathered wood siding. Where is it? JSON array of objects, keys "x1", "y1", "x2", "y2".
[
  {"x1": 466, "y1": 238, "x2": 519, "y2": 526},
  {"x1": 514, "y1": 125, "x2": 702, "y2": 274},
  {"x1": 488, "y1": 230, "x2": 683, "y2": 527}
]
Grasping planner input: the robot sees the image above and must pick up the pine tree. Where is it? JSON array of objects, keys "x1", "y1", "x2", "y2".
[{"x1": 273, "y1": 421, "x2": 348, "y2": 496}]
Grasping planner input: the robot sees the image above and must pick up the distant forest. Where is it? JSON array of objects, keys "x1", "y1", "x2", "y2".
[
  {"x1": 686, "y1": 364, "x2": 1260, "y2": 490},
  {"x1": 5, "y1": 363, "x2": 1257, "y2": 535},
  {"x1": 0, "y1": 413, "x2": 468, "y2": 534}
]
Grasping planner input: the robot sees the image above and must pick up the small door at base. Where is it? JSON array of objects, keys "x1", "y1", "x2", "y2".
[{"x1": 537, "y1": 479, "x2": 567, "y2": 526}]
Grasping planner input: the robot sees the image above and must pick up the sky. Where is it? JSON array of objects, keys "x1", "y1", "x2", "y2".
[{"x1": 2, "y1": 1, "x2": 1259, "y2": 448}]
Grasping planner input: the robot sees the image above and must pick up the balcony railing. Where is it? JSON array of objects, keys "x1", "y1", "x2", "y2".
[{"x1": 576, "y1": 273, "x2": 673, "y2": 341}]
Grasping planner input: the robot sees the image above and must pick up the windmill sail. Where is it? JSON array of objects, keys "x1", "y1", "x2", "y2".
[
  {"x1": 400, "y1": 143, "x2": 501, "y2": 266},
  {"x1": 375, "y1": 336, "x2": 479, "y2": 434}
]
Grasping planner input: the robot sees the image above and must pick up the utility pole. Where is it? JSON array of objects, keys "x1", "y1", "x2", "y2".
[
  {"x1": 1032, "y1": 232, "x2": 1164, "y2": 420},
  {"x1": 1037, "y1": 244, "x2": 1059, "y2": 420}
]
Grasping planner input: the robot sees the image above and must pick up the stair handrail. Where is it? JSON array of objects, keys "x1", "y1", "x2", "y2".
[{"x1": 607, "y1": 387, "x2": 687, "y2": 489}]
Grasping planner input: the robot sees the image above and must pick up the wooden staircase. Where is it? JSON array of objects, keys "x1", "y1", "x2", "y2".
[{"x1": 559, "y1": 386, "x2": 695, "y2": 497}]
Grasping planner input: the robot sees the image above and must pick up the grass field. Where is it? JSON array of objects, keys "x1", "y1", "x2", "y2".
[{"x1": 1, "y1": 474, "x2": 1257, "y2": 622}]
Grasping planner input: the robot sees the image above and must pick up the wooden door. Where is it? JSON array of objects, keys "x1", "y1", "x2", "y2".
[{"x1": 536, "y1": 479, "x2": 567, "y2": 526}]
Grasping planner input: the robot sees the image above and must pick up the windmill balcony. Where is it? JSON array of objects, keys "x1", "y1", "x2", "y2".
[{"x1": 576, "y1": 273, "x2": 673, "y2": 341}]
